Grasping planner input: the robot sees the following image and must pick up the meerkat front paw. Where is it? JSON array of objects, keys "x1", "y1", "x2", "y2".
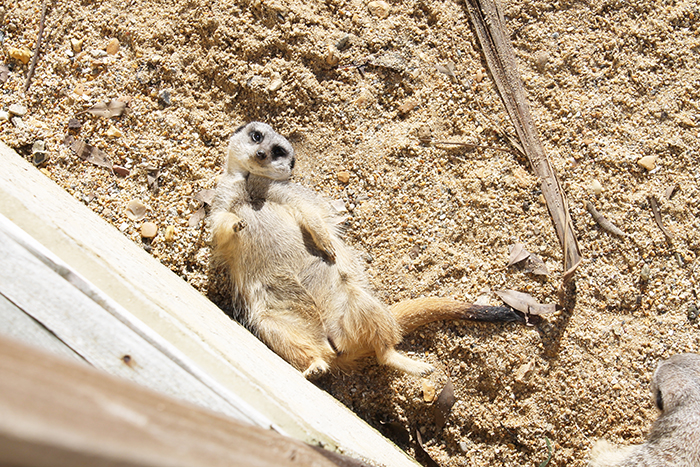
[
  {"x1": 230, "y1": 216, "x2": 247, "y2": 232},
  {"x1": 312, "y1": 234, "x2": 336, "y2": 262}
]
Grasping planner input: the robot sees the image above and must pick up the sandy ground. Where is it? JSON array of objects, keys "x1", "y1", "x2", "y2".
[{"x1": 2, "y1": 0, "x2": 699, "y2": 465}]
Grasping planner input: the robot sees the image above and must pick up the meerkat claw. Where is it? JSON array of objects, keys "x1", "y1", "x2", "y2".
[{"x1": 232, "y1": 218, "x2": 247, "y2": 232}]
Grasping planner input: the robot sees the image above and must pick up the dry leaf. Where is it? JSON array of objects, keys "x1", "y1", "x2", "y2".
[
  {"x1": 194, "y1": 189, "x2": 216, "y2": 205},
  {"x1": 495, "y1": 290, "x2": 556, "y2": 315},
  {"x1": 63, "y1": 135, "x2": 113, "y2": 169},
  {"x1": 433, "y1": 378, "x2": 456, "y2": 430},
  {"x1": 507, "y1": 243, "x2": 530, "y2": 267},
  {"x1": 435, "y1": 62, "x2": 457, "y2": 81},
  {"x1": 188, "y1": 206, "x2": 206, "y2": 227},
  {"x1": 524, "y1": 254, "x2": 549, "y2": 276},
  {"x1": 0, "y1": 64, "x2": 9, "y2": 83},
  {"x1": 415, "y1": 430, "x2": 440, "y2": 467},
  {"x1": 81, "y1": 99, "x2": 128, "y2": 118}
]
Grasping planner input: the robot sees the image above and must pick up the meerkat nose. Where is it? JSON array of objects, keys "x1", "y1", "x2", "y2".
[{"x1": 256, "y1": 150, "x2": 267, "y2": 160}]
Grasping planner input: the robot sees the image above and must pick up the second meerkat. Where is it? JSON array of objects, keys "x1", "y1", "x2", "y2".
[{"x1": 211, "y1": 122, "x2": 526, "y2": 378}]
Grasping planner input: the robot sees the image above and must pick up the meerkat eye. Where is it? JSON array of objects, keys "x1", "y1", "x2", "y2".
[
  {"x1": 271, "y1": 145, "x2": 287, "y2": 160},
  {"x1": 655, "y1": 390, "x2": 664, "y2": 411},
  {"x1": 250, "y1": 131, "x2": 263, "y2": 143}
]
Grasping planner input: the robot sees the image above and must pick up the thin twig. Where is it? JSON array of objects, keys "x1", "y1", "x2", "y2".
[
  {"x1": 23, "y1": 0, "x2": 48, "y2": 94},
  {"x1": 585, "y1": 201, "x2": 629, "y2": 238},
  {"x1": 649, "y1": 196, "x2": 674, "y2": 245}
]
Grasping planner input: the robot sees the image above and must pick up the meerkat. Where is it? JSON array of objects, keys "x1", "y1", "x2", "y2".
[
  {"x1": 210, "y1": 122, "x2": 527, "y2": 378},
  {"x1": 589, "y1": 353, "x2": 700, "y2": 467}
]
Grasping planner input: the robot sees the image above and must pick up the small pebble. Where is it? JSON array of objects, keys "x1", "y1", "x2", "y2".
[
  {"x1": 9, "y1": 104, "x2": 27, "y2": 117},
  {"x1": 325, "y1": 44, "x2": 340, "y2": 67},
  {"x1": 33, "y1": 152, "x2": 48, "y2": 166},
  {"x1": 71, "y1": 38, "x2": 84, "y2": 53},
  {"x1": 106, "y1": 125, "x2": 123, "y2": 138},
  {"x1": 140, "y1": 222, "x2": 158, "y2": 239},
  {"x1": 514, "y1": 360, "x2": 535, "y2": 383},
  {"x1": 398, "y1": 99, "x2": 419, "y2": 116},
  {"x1": 534, "y1": 52, "x2": 549, "y2": 72},
  {"x1": 637, "y1": 155, "x2": 658, "y2": 171},
  {"x1": 591, "y1": 179, "x2": 603, "y2": 195},
  {"x1": 337, "y1": 171, "x2": 351, "y2": 184},
  {"x1": 268, "y1": 73, "x2": 283, "y2": 92},
  {"x1": 158, "y1": 90, "x2": 172, "y2": 107},
  {"x1": 11, "y1": 117, "x2": 24, "y2": 129},
  {"x1": 422, "y1": 379, "x2": 436, "y2": 402},
  {"x1": 125, "y1": 199, "x2": 147, "y2": 221},
  {"x1": 416, "y1": 125, "x2": 432, "y2": 144},
  {"x1": 0, "y1": 110, "x2": 9, "y2": 122},
  {"x1": 8, "y1": 47, "x2": 32, "y2": 64},
  {"x1": 106, "y1": 38, "x2": 120, "y2": 55},
  {"x1": 640, "y1": 264, "x2": 651, "y2": 282},
  {"x1": 113, "y1": 165, "x2": 130, "y2": 177},
  {"x1": 67, "y1": 118, "x2": 83, "y2": 131},
  {"x1": 336, "y1": 34, "x2": 351, "y2": 51},
  {"x1": 164, "y1": 225, "x2": 176, "y2": 242},
  {"x1": 367, "y1": 0, "x2": 390, "y2": 18},
  {"x1": 688, "y1": 303, "x2": 699, "y2": 322}
]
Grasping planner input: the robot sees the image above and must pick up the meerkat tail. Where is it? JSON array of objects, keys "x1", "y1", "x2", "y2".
[{"x1": 390, "y1": 297, "x2": 527, "y2": 335}]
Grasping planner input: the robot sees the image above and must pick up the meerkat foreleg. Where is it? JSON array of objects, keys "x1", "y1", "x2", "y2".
[{"x1": 293, "y1": 209, "x2": 337, "y2": 262}]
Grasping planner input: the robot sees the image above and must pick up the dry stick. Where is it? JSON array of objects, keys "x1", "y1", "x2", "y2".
[
  {"x1": 464, "y1": 0, "x2": 582, "y2": 285},
  {"x1": 23, "y1": 0, "x2": 48, "y2": 93},
  {"x1": 585, "y1": 201, "x2": 630, "y2": 238},
  {"x1": 649, "y1": 196, "x2": 674, "y2": 246}
]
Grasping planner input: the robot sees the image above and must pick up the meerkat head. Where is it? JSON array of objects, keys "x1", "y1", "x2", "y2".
[
  {"x1": 651, "y1": 353, "x2": 700, "y2": 414},
  {"x1": 227, "y1": 122, "x2": 295, "y2": 180}
]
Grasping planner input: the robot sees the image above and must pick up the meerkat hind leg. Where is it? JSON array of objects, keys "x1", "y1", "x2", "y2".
[{"x1": 376, "y1": 347, "x2": 435, "y2": 376}]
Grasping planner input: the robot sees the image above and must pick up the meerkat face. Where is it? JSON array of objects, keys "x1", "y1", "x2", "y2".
[
  {"x1": 651, "y1": 353, "x2": 700, "y2": 414},
  {"x1": 227, "y1": 122, "x2": 296, "y2": 180}
]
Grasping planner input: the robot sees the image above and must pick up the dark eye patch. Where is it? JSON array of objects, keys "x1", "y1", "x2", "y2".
[
  {"x1": 271, "y1": 145, "x2": 288, "y2": 160},
  {"x1": 656, "y1": 390, "x2": 664, "y2": 411}
]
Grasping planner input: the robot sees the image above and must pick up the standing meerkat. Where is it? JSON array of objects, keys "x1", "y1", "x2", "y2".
[
  {"x1": 210, "y1": 122, "x2": 527, "y2": 378},
  {"x1": 589, "y1": 353, "x2": 700, "y2": 467}
]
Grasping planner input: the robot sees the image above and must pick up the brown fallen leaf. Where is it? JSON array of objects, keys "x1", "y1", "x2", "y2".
[
  {"x1": 415, "y1": 430, "x2": 440, "y2": 467},
  {"x1": 62, "y1": 135, "x2": 113, "y2": 169},
  {"x1": 524, "y1": 254, "x2": 549, "y2": 276},
  {"x1": 663, "y1": 184, "x2": 678, "y2": 201},
  {"x1": 80, "y1": 99, "x2": 129, "y2": 118},
  {"x1": 188, "y1": 206, "x2": 206, "y2": 227},
  {"x1": 0, "y1": 64, "x2": 9, "y2": 83},
  {"x1": 435, "y1": 62, "x2": 457, "y2": 82},
  {"x1": 433, "y1": 378, "x2": 456, "y2": 430},
  {"x1": 507, "y1": 243, "x2": 530, "y2": 267},
  {"x1": 495, "y1": 289, "x2": 556, "y2": 316},
  {"x1": 194, "y1": 189, "x2": 216, "y2": 205}
]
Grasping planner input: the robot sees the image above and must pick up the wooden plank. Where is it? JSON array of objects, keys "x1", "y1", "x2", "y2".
[
  {"x1": 0, "y1": 218, "x2": 272, "y2": 428},
  {"x1": 0, "y1": 335, "x2": 364, "y2": 467},
  {"x1": 0, "y1": 292, "x2": 84, "y2": 364},
  {"x1": 0, "y1": 142, "x2": 418, "y2": 465}
]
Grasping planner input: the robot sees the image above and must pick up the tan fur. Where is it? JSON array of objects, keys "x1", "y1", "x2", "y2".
[
  {"x1": 210, "y1": 122, "x2": 524, "y2": 378},
  {"x1": 589, "y1": 353, "x2": 700, "y2": 466}
]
